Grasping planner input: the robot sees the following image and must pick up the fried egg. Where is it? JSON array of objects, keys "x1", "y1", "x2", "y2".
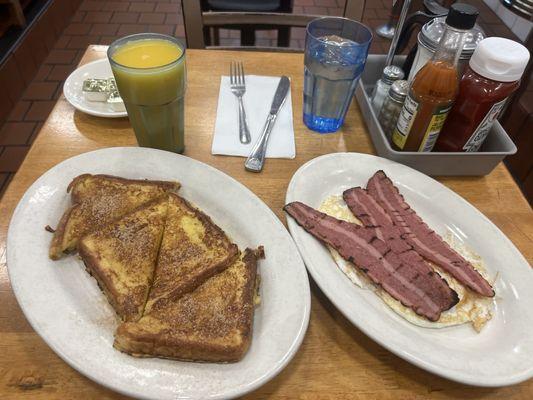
[{"x1": 318, "y1": 195, "x2": 495, "y2": 332}]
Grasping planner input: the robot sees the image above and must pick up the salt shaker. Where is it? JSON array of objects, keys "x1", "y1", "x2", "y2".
[
  {"x1": 370, "y1": 65, "x2": 404, "y2": 115},
  {"x1": 378, "y1": 80, "x2": 409, "y2": 140}
]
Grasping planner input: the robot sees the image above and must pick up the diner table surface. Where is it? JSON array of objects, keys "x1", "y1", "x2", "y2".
[{"x1": 0, "y1": 45, "x2": 532, "y2": 399}]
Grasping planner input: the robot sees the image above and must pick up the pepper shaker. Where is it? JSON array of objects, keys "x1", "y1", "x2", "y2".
[
  {"x1": 378, "y1": 80, "x2": 409, "y2": 141},
  {"x1": 370, "y1": 65, "x2": 405, "y2": 115}
]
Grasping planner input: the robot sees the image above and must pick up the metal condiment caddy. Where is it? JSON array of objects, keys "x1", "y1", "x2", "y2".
[{"x1": 355, "y1": 55, "x2": 517, "y2": 176}]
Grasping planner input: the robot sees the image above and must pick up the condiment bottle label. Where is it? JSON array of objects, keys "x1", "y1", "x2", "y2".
[
  {"x1": 462, "y1": 98, "x2": 507, "y2": 152},
  {"x1": 392, "y1": 95, "x2": 419, "y2": 149},
  {"x1": 418, "y1": 104, "x2": 452, "y2": 152}
]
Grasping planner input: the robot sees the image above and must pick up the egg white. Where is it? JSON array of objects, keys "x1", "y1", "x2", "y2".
[{"x1": 318, "y1": 195, "x2": 494, "y2": 332}]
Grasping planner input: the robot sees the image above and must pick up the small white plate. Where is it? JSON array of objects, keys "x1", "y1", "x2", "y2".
[
  {"x1": 7, "y1": 147, "x2": 310, "y2": 400},
  {"x1": 63, "y1": 59, "x2": 127, "y2": 118},
  {"x1": 285, "y1": 152, "x2": 533, "y2": 387}
]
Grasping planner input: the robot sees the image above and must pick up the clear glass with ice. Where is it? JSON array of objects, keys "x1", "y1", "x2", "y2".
[{"x1": 304, "y1": 17, "x2": 372, "y2": 133}]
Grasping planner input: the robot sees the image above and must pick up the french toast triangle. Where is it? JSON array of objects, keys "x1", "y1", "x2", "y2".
[
  {"x1": 143, "y1": 193, "x2": 239, "y2": 313},
  {"x1": 78, "y1": 196, "x2": 169, "y2": 322},
  {"x1": 114, "y1": 247, "x2": 264, "y2": 362},
  {"x1": 49, "y1": 174, "x2": 180, "y2": 260}
]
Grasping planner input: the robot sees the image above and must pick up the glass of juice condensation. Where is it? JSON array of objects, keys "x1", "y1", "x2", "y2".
[
  {"x1": 108, "y1": 33, "x2": 186, "y2": 153},
  {"x1": 303, "y1": 17, "x2": 372, "y2": 133}
]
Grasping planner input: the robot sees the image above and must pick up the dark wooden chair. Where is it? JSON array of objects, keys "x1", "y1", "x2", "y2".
[
  {"x1": 181, "y1": 0, "x2": 366, "y2": 51},
  {"x1": 201, "y1": 0, "x2": 294, "y2": 47}
]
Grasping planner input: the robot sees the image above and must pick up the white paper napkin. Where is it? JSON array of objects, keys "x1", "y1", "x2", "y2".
[{"x1": 211, "y1": 75, "x2": 295, "y2": 158}]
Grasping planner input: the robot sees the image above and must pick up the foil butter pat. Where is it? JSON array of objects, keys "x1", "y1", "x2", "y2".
[
  {"x1": 82, "y1": 78, "x2": 110, "y2": 102},
  {"x1": 82, "y1": 77, "x2": 124, "y2": 111},
  {"x1": 106, "y1": 78, "x2": 126, "y2": 112}
]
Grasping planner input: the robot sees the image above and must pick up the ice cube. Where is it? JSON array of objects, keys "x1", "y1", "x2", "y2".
[
  {"x1": 316, "y1": 35, "x2": 361, "y2": 67},
  {"x1": 319, "y1": 34, "x2": 356, "y2": 47}
]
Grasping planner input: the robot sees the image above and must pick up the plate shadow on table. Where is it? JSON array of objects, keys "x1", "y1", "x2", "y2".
[
  {"x1": 73, "y1": 111, "x2": 131, "y2": 142},
  {"x1": 310, "y1": 279, "x2": 499, "y2": 397},
  {"x1": 240, "y1": 355, "x2": 304, "y2": 398}
]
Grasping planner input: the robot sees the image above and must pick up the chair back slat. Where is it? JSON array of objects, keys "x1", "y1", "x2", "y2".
[
  {"x1": 181, "y1": 0, "x2": 367, "y2": 50},
  {"x1": 344, "y1": 0, "x2": 365, "y2": 20},
  {"x1": 203, "y1": 12, "x2": 319, "y2": 27},
  {"x1": 182, "y1": 0, "x2": 205, "y2": 49}
]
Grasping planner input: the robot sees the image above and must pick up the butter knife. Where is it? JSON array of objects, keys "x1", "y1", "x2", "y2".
[{"x1": 245, "y1": 76, "x2": 291, "y2": 172}]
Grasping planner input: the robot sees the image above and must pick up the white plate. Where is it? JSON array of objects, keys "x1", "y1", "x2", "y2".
[
  {"x1": 285, "y1": 152, "x2": 533, "y2": 387},
  {"x1": 7, "y1": 147, "x2": 310, "y2": 400},
  {"x1": 63, "y1": 59, "x2": 127, "y2": 118}
]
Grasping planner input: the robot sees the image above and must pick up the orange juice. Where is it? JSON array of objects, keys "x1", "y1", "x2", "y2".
[
  {"x1": 108, "y1": 34, "x2": 186, "y2": 153},
  {"x1": 112, "y1": 39, "x2": 182, "y2": 68}
]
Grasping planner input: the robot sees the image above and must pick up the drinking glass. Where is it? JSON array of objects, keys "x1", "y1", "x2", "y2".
[
  {"x1": 108, "y1": 33, "x2": 186, "y2": 153},
  {"x1": 303, "y1": 17, "x2": 372, "y2": 133}
]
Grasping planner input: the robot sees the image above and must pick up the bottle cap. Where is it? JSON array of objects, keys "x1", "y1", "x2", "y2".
[
  {"x1": 389, "y1": 80, "x2": 409, "y2": 102},
  {"x1": 419, "y1": 17, "x2": 485, "y2": 57},
  {"x1": 469, "y1": 37, "x2": 530, "y2": 82},
  {"x1": 445, "y1": 3, "x2": 478, "y2": 30},
  {"x1": 382, "y1": 65, "x2": 404, "y2": 85}
]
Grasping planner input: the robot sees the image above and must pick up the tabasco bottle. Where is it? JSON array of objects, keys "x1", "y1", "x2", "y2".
[
  {"x1": 435, "y1": 37, "x2": 530, "y2": 152},
  {"x1": 391, "y1": 4, "x2": 479, "y2": 152}
]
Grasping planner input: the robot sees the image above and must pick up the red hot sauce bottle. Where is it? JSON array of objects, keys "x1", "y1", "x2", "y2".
[{"x1": 435, "y1": 37, "x2": 530, "y2": 152}]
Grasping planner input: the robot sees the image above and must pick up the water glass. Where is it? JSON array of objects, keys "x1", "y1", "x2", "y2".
[{"x1": 303, "y1": 17, "x2": 373, "y2": 133}]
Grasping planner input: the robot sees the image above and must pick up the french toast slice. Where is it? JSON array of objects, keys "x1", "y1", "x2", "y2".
[
  {"x1": 78, "y1": 196, "x2": 169, "y2": 322},
  {"x1": 50, "y1": 174, "x2": 180, "y2": 260},
  {"x1": 114, "y1": 248, "x2": 264, "y2": 362},
  {"x1": 144, "y1": 193, "x2": 239, "y2": 312}
]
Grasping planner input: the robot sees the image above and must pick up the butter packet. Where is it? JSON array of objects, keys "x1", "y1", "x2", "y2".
[
  {"x1": 82, "y1": 78, "x2": 109, "y2": 102},
  {"x1": 106, "y1": 78, "x2": 125, "y2": 112}
]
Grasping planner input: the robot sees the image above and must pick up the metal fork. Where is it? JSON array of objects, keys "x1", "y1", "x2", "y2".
[{"x1": 230, "y1": 62, "x2": 251, "y2": 144}]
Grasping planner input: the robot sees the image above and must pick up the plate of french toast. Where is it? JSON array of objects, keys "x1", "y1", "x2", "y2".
[
  {"x1": 7, "y1": 147, "x2": 310, "y2": 400},
  {"x1": 285, "y1": 152, "x2": 533, "y2": 387}
]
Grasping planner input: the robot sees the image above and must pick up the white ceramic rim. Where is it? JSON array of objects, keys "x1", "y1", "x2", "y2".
[
  {"x1": 63, "y1": 59, "x2": 128, "y2": 118},
  {"x1": 7, "y1": 147, "x2": 311, "y2": 399},
  {"x1": 285, "y1": 152, "x2": 533, "y2": 387}
]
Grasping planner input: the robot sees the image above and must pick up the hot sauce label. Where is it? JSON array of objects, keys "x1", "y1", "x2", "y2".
[
  {"x1": 418, "y1": 104, "x2": 452, "y2": 152},
  {"x1": 392, "y1": 94, "x2": 419, "y2": 149},
  {"x1": 462, "y1": 98, "x2": 507, "y2": 152}
]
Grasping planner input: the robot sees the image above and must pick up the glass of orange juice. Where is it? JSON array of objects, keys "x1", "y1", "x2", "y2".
[{"x1": 108, "y1": 33, "x2": 186, "y2": 153}]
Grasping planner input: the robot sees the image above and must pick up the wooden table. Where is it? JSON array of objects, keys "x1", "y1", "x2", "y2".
[{"x1": 1, "y1": 46, "x2": 532, "y2": 399}]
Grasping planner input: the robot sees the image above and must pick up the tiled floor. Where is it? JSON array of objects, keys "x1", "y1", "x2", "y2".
[{"x1": 0, "y1": 0, "x2": 520, "y2": 198}]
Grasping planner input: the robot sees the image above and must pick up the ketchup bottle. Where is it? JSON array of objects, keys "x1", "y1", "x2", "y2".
[{"x1": 435, "y1": 37, "x2": 530, "y2": 152}]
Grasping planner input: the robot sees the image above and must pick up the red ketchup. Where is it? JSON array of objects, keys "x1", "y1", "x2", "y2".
[{"x1": 435, "y1": 37, "x2": 530, "y2": 152}]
